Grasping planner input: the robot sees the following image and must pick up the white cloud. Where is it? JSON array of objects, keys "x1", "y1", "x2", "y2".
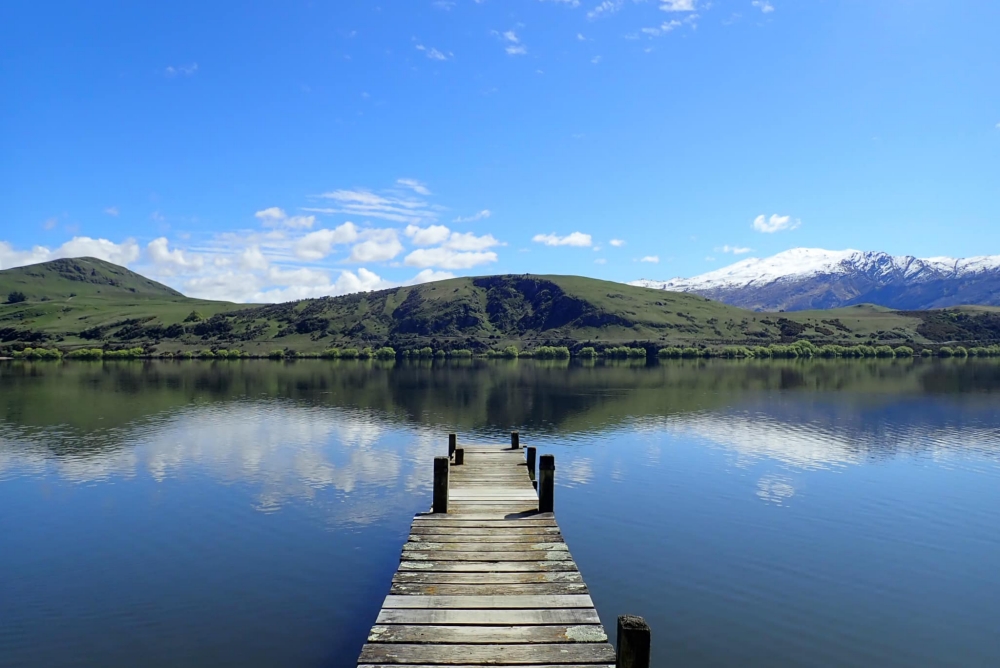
[
  {"x1": 165, "y1": 63, "x2": 198, "y2": 77},
  {"x1": 444, "y1": 231, "x2": 501, "y2": 251},
  {"x1": 506, "y1": 45, "x2": 528, "y2": 56},
  {"x1": 240, "y1": 245, "x2": 270, "y2": 271},
  {"x1": 404, "y1": 269, "x2": 456, "y2": 285},
  {"x1": 587, "y1": 0, "x2": 623, "y2": 20},
  {"x1": 594, "y1": 258, "x2": 607, "y2": 265},
  {"x1": 396, "y1": 178, "x2": 431, "y2": 195},
  {"x1": 294, "y1": 223, "x2": 360, "y2": 260},
  {"x1": 752, "y1": 0, "x2": 774, "y2": 12},
  {"x1": 104, "y1": 206, "x2": 119, "y2": 217},
  {"x1": 609, "y1": 238, "x2": 626, "y2": 247},
  {"x1": 642, "y1": 20, "x2": 682, "y2": 36},
  {"x1": 503, "y1": 30, "x2": 520, "y2": 43},
  {"x1": 404, "y1": 248, "x2": 498, "y2": 269},
  {"x1": 147, "y1": 237, "x2": 204, "y2": 273},
  {"x1": 497, "y1": 30, "x2": 528, "y2": 55},
  {"x1": 310, "y1": 188, "x2": 436, "y2": 225},
  {"x1": 0, "y1": 237, "x2": 142, "y2": 271},
  {"x1": 404, "y1": 224, "x2": 452, "y2": 246},
  {"x1": 255, "y1": 207, "x2": 316, "y2": 229},
  {"x1": 591, "y1": 55, "x2": 602, "y2": 64},
  {"x1": 348, "y1": 229, "x2": 404, "y2": 263},
  {"x1": 640, "y1": 255, "x2": 660, "y2": 263},
  {"x1": 415, "y1": 45, "x2": 450, "y2": 60},
  {"x1": 453, "y1": 209, "x2": 492, "y2": 223},
  {"x1": 752, "y1": 214, "x2": 801, "y2": 234},
  {"x1": 532, "y1": 232, "x2": 593, "y2": 247},
  {"x1": 540, "y1": 0, "x2": 581, "y2": 6},
  {"x1": 661, "y1": 0, "x2": 696, "y2": 10},
  {"x1": 717, "y1": 245, "x2": 753, "y2": 254}
]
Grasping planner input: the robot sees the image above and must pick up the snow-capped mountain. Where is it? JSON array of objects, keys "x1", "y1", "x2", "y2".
[{"x1": 630, "y1": 248, "x2": 1000, "y2": 311}]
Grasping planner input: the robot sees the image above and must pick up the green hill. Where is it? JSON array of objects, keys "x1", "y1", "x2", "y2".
[{"x1": 3, "y1": 259, "x2": 1000, "y2": 354}]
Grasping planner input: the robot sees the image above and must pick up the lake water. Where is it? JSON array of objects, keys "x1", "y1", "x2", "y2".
[{"x1": 1, "y1": 359, "x2": 999, "y2": 667}]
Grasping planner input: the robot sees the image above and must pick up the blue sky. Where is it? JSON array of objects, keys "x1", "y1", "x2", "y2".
[{"x1": 2, "y1": 0, "x2": 998, "y2": 301}]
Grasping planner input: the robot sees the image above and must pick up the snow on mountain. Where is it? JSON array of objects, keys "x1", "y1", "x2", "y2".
[{"x1": 630, "y1": 248, "x2": 1000, "y2": 311}]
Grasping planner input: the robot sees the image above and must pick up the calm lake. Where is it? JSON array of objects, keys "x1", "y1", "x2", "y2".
[{"x1": 1, "y1": 359, "x2": 999, "y2": 667}]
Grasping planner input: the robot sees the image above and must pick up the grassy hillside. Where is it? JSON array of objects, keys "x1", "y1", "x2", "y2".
[{"x1": 3, "y1": 259, "x2": 1000, "y2": 355}]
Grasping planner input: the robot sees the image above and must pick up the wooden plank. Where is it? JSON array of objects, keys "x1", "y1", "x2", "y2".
[
  {"x1": 392, "y1": 571, "x2": 584, "y2": 585},
  {"x1": 409, "y1": 527, "x2": 561, "y2": 536},
  {"x1": 413, "y1": 512, "x2": 554, "y2": 521},
  {"x1": 358, "y1": 642, "x2": 616, "y2": 664},
  {"x1": 401, "y1": 551, "x2": 574, "y2": 562},
  {"x1": 412, "y1": 516, "x2": 553, "y2": 524},
  {"x1": 403, "y1": 542, "x2": 569, "y2": 552},
  {"x1": 398, "y1": 561, "x2": 578, "y2": 573},
  {"x1": 361, "y1": 665, "x2": 611, "y2": 668},
  {"x1": 374, "y1": 608, "x2": 602, "y2": 625},
  {"x1": 367, "y1": 624, "x2": 608, "y2": 644},
  {"x1": 381, "y1": 594, "x2": 594, "y2": 609},
  {"x1": 389, "y1": 582, "x2": 588, "y2": 596},
  {"x1": 408, "y1": 534, "x2": 565, "y2": 543}
]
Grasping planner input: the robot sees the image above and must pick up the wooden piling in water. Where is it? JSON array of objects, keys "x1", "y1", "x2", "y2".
[
  {"x1": 511, "y1": 431, "x2": 520, "y2": 448},
  {"x1": 448, "y1": 433, "x2": 457, "y2": 458},
  {"x1": 454, "y1": 447, "x2": 465, "y2": 465},
  {"x1": 538, "y1": 454, "x2": 555, "y2": 513},
  {"x1": 616, "y1": 615, "x2": 651, "y2": 668},
  {"x1": 432, "y1": 456, "x2": 449, "y2": 513},
  {"x1": 526, "y1": 446, "x2": 537, "y2": 479}
]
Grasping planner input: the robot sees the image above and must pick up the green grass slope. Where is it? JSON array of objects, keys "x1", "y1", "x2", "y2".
[{"x1": 4, "y1": 261, "x2": 1000, "y2": 353}]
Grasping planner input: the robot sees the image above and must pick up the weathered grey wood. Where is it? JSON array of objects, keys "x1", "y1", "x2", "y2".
[
  {"x1": 454, "y1": 447, "x2": 465, "y2": 465},
  {"x1": 368, "y1": 624, "x2": 607, "y2": 644},
  {"x1": 375, "y1": 608, "x2": 601, "y2": 625},
  {"x1": 526, "y1": 446, "x2": 537, "y2": 479},
  {"x1": 616, "y1": 615, "x2": 651, "y2": 668},
  {"x1": 358, "y1": 642, "x2": 616, "y2": 664},
  {"x1": 433, "y1": 456, "x2": 449, "y2": 514},
  {"x1": 538, "y1": 454, "x2": 555, "y2": 514},
  {"x1": 398, "y1": 561, "x2": 579, "y2": 572},
  {"x1": 403, "y1": 542, "x2": 569, "y2": 552},
  {"x1": 449, "y1": 433, "x2": 457, "y2": 458},
  {"x1": 382, "y1": 594, "x2": 594, "y2": 609},
  {"x1": 360, "y1": 665, "x2": 612, "y2": 668},
  {"x1": 389, "y1": 582, "x2": 588, "y2": 596},
  {"x1": 408, "y1": 533, "x2": 564, "y2": 543},
  {"x1": 511, "y1": 431, "x2": 520, "y2": 448},
  {"x1": 409, "y1": 526, "x2": 560, "y2": 536},
  {"x1": 401, "y1": 550, "x2": 574, "y2": 562},
  {"x1": 392, "y1": 571, "x2": 583, "y2": 585}
]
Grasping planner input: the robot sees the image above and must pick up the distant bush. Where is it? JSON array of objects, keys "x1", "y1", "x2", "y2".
[
  {"x1": 953, "y1": 346, "x2": 969, "y2": 358},
  {"x1": 13, "y1": 347, "x2": 62, "y2": 359},
  {"x1": 359, "y1": 347, "x2": 374, "y2": 360},
  {"x1": 416, "y1": 347, "x2": 434, "y2": 359},
  {"x1": 533, "y1": 346, "x2": 570, "y2": 359},
  {"x1": 375, "y1": 346, "x2": 397, "y2": 360},
  {"x1": 577, "y1": 346, "x2": 597, "y2": 359},
  {"x1": 680, "y1": 347, "x2": 702, "y2": 359},
  {"x1": 605, "y1": 346, "x2": 646, "y2": 359},
  {"x1": 938, "y1": 346, "x2": 954, "y2": 358},
  {"x1": 449, "y1": 349, "x2": 473, "y2": 358},
  {"x1": 874, "y1": 345, "x2": 896, "y2": 358},
  {"x1": 340, "y1": 348, "x2": 359, "y2": 359},
  {"x1": 657, "y1": 347, "x2": 681, "y2": 359},
  {"x1": 104, "y1": 347, "x2": 145, "y2": 359},
  {"x1": 198, "y1": 350, "x2": 216, "y2": 359},
  {"x1": 66, "y1": 348, "x2": 104, "y2": 359},
  {"x1": 183, "y1": 310, "x2": 204, "y2": 322},
  {"x1": 894, "y1": 346, "x2": 914, "y2": 357},
  {"x1": 268, "y1": 349, "x2": 285, "y2": 359},
  {"x1": 919, "y1": 348, "x2": 933, "y2": 357},
  {"x1": 6, "y1": 291, "x2": 27, "y2": 304},
  {"x1": 499, "y1": 345, "x2": 519, "y2": 359},
  {"x1": 434, "y1": 349, "x2": 446, "y2": 358},
  {"x1": 320, "y1": 348, "x2": 340, "y2": 359}
]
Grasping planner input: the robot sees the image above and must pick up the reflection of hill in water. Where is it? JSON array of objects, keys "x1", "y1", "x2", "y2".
[{"x1": 1, "y1": 359, "x2": 999, "y2": 488}]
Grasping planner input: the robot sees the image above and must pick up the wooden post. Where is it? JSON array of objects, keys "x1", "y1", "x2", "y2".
[
  {"x1": 448, "y1": 433, "x2": 457, "y2": 459},
  {"x1": 433, "y1": 456, "x2": 449, "y2": 513},
  {"x1": 538, "y1": 454, "x2": 555, "y2": 513},
  {"x1": 454, "y1": 447, "x2": 465, "y2": 465},
  {"x1": 526, "y1": 446, "x2": 537, "y2": 480},
  {"x1": 511, "y1": 431, "x2": 520, "y2": 449},
  {"x1": 616, "y1": 615, "x2": 651, "y2": 668}
]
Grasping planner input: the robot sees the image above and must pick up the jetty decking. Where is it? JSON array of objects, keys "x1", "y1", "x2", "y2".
[{"x1": 357, "y1": 434, "x2": 646, "y2": 667}]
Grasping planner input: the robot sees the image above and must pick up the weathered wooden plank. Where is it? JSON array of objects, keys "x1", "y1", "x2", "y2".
[
  {"x1": 392, "y1": 571, "x2": 584, "y2": 585},
  {"x1": 358, "y1": 642, "x2": 616, "y2": 664},
  {"x1": 408, "y1": 534, "x2": 564, "y2": 543},
  {"x1": 398, "y1": 561, "x2": 578, "y2": 573},
  {"x1": 413, "y1": 512, "x2": 554, "y2": 521},
  {"x1": 374, "y1": 608, "x2": 601, "y2": 625},
  {"x1": 367, "y1": 624, "x2": 607, "y2": 644},
  {"x1": 389, "y1": 582, "x2": 588, "y2": 596},
  {"x1": 403, "y1": 542, "x2": 569, "y2": 552},
  {"x1": 402, "y1": 550, "x2": 574, "y2": 562},
  {"x1": 409, "y1": 526, "x2": 561, "y2": 536},
  {"x1": 382, "y1": 594, "x2": 594, "y2": 609},
  {"x1": 361, "y1": 665, "x2": 611, "y2": 668}
]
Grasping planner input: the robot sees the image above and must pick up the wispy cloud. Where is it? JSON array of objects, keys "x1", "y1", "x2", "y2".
[
  {"x1": 396, "y1": 178, "x2": 431, "y2": 195},
  {"x1": 415, "y1": 44, "x2": 450, "y2": 60},
  {"x1": 587, "y1": 0, "x2": 623, "y2": 20},
  {"x1": 716, "y1": 245, "x2": 753, "y2": 254},
  {"x1": 751, "y1": 0, "x2": 775, "y2": 13},
  {"x1": 453, "y1": 209, "x2": 492, "y2": 223},
  {"x1": 495, "y1": 30, "x2": 528, "y2": 55},
  {"x1": 640, "y1": 255, "x2": 659, "y2": 263},
  {"x1": 104, "y1": 206, "x2": 119, "y2": 217},
  {"x1": 661, "y1": 0, "x2": 696, "y2": 10},
  {"x1": 752, "y1": 214, "x2": 800, "y2": 234},
  {"x1": 308, "y1": 187, "x2": 438, "y2": 225},
  {"x1": 532, "y1": 232, "x2": 593, "y2": 247},
  {"x1": 255, "y1": 207, "x2": 316, "y2": 229},
  {"x1": 609, "y1": 239, "x2": 626, "y2": 247},
  {"x1": 165, "y1": 63, "x2": 198, "y2": 77},
  {"x1": 594, "y1": 258, "x2": 607, "y2": 265}
]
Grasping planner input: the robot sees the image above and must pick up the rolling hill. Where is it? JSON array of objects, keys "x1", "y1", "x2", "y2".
[{"x1": 3, "y1": 258, "x2": 1000, "y2": 354}]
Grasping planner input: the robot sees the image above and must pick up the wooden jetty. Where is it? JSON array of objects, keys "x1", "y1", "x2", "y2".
[{"x1": 358, "y1": 432, "x2": 650, "y2": 668}]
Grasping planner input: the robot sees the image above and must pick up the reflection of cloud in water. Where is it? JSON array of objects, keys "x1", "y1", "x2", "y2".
[
  {"x1": 0, "y1": 401, "x2": 417, "y2": 523},
  {"x1": 638, "y1": 411, "x2": 1000, "y2": 471},
  {"x1": 756, "y1": 474, "x2": 796, "y2": 506},
  {"x1": 561, "y1": 458, "x2": 594, "y2": 487}
]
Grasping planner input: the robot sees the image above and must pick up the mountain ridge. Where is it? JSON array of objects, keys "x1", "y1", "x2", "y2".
[{"x1": 632, "y1": 248, "x2": 1000, "y2": 311}]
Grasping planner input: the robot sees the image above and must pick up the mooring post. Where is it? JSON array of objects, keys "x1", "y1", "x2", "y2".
[
  {"x1": 526, "y1": 446, "x2": 537, "y2": 480},
  {"x1": 616, "y1": 615, "x2": 651, "y2": 668},
  {"x1": 448, "y1": 433, "x2": 457, "y2": 459},
  {"x1": 454, "y1": 447, "x2": 465, "y2": 465},
  {"x1": 511, "y1": 431, "x2": 520, "y2": 449},
  {"x1": 433, "y1": 456, "x2": 449, "y2": 513},
  {"x1": 538, "y1": 454, "x2": 555, "y2": 513}
]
